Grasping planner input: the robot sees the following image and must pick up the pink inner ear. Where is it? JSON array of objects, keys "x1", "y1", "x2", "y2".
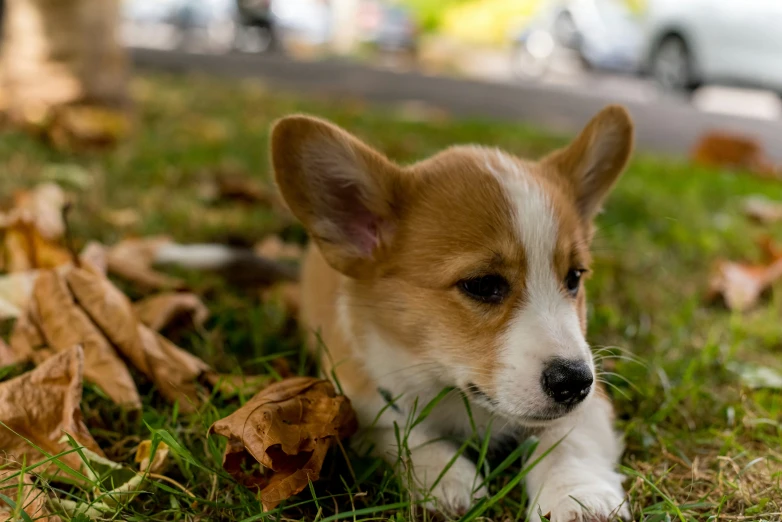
[
  {"x1": 322, "y1": 179, "x2": 382, "y2": 258},
  {"x1": 347, "y1": 210, "x2": 380, "y2": 257}
]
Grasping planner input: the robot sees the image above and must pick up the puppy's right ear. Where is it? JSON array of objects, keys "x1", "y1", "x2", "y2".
[{"x1": 271, "y1": 115, "x2": 401, "y2": 279}]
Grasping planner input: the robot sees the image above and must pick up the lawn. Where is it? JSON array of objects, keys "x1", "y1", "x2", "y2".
[{"x1": 1, "y1": 73, "x2": 782, "y2": 521}]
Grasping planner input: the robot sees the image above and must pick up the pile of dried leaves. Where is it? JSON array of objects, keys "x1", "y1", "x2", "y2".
[{"x1": 0, "y1": 183, "x2": 356, "y2": 519}]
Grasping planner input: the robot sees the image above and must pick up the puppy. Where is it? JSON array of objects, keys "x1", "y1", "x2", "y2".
[{"x1": 270, "y1": 105, "x2": 634, "y2": 521}]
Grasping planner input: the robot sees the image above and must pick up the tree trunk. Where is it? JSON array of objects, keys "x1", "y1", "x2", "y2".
[{"x1": 0, "y1": 0, "x2": 130, "y2": 147}]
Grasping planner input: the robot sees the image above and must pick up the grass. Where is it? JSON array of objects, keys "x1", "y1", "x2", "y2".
[{"x1": 1, "y1": 72, "x2": 782, "y2": 521}]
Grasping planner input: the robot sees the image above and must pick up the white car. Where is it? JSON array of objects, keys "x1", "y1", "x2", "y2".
[
  {"x1": 642, "y1": 0, "x2": 782, "y2": 94},
  {"x1": 511, "y1": 0, "x2": 643, "y2": 80}
]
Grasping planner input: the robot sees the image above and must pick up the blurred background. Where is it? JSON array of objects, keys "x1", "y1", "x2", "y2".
[{"x1": 117, "y1": 0, "x2": 782, "y2": 122}]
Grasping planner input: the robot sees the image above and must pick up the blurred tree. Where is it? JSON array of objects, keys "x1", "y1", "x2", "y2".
[{"x1": 0, "y1": 0, "x2": 130, "y2": 148}]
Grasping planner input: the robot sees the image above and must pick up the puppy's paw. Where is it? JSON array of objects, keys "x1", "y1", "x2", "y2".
[
  {"x1": 414, "y1": 455, "x2": 486, "y2": 515},
  {"x1": 535, "y1": 482, "x2": 630, "y2": 522}
]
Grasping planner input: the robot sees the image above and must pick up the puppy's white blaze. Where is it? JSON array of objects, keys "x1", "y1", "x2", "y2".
[{"x1": 484, "y1": 150, "x2": 591, "y2": 414}]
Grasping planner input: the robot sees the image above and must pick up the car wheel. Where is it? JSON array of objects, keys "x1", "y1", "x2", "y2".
[
  {"x1": 234, "y1": 24, "x2": 274, "y2": 53},
  {"x1": 652, "y1": 35, "x2": 698, "y2": 93}
]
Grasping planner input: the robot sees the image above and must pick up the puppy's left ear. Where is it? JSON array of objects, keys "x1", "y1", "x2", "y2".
[{"x1": 544, "y1": 105, "x2": 634, "y2": 220}]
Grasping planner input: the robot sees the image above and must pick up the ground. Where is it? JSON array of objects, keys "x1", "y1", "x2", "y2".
[{"x1": 1, "y1": 74, "x2": 781, "y2": 521}]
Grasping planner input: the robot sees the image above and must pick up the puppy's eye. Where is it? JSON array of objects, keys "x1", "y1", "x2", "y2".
[
  {"x1": 459, "y1": 275, "x2": 510, "y2": 304},
  {"x1": 564, "y1": 269, "x2": 584, "y2": 296}
]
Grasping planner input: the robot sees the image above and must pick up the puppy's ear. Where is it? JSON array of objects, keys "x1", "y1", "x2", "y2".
[
  {"x1": 544, "y1": 105, "x2": 634, "y2": 220},
  {"x1": 271, "y1": 115, "x2": 401, "y2": 278}
]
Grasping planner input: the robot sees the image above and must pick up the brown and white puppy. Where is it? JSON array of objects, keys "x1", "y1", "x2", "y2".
[{"x1": 270, "y1": 106, "x2": 634, "y2": 521}]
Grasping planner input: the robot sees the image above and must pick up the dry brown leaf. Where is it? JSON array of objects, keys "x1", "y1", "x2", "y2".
[
  {"x1": 254, "y1": 237, "x2": 304, "y2": 262},
  {"x1": 3, "y1": 308, "x2": 53, "y2": 367},
  {"x1": 106, "y1": 236, "x2": 184, "y2": 290},
  {"x1": 707, "y1": 257, "x2": 782, "y2": 311},
  {"x1": 0, "y1": 270, "x2": 39, "y2": 320},
  {"x1": 691, "y1": 131, "x2": 780, "y2": 179},
  {"x1": 79, "y1": 241, "x2": 108, "y2": 275},
  {"x1": 33, "y1": 269, "x2": 141, "y2": 409},
  {"x1": 0, "y1": 346, "x2": 105, "y2": 482},
  {"x1": 209, "y1": 377, "x2": 358, "y2": 511},
  {"x1": 215, "y1": 172, "x2": 277, "y2": 206},
  {"x1": 134, "y1": 440, "x2": 170, "y2": 474},
  {"x1": 9, "y1": 183, "x2": 67, "y2": 240},
  {"x1": 133, "y1": 292, "x2": 209, "y2": 332},
  {"x1": 64, "y1": 265, "x2": 211, "y2": 413},
  {"x1": 2, "y1": 220, "x2": 73, "y2": 272},
  {"x1": 0, "y1": 471, "x2": 61, "y2": 522}
]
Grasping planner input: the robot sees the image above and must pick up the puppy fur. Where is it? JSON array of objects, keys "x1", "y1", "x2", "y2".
[{"x1": 271, "y1": 106, "x2": 634, "y2": 521}]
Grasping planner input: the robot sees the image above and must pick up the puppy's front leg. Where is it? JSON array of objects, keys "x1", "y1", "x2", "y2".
[
  {"x1": 526, "y1": 395, "x2": 630, "y2": 522},
  {"x1": 358, "y1": 426, "x2": 487, "y2": 515}
]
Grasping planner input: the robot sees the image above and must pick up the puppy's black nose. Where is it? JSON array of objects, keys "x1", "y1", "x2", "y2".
[{"x1": 541, "y1": 358, "x2": 593, "y2": 406}]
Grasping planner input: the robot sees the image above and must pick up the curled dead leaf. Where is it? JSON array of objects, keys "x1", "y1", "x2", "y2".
[
  {"x1": 0, "y1": 346, "x2": 105, "y2": 482},
  {"x1": 214, "y1": 171, "x2": 277, "y2": 206},
  {"x1": 0, "y1": 471, "x2": 61, "y2": 522},
  {"x1": 707, "y1": 257, "x2": 782, "y2": 311},
  {"x1": 65, "y1": 264, "x2": 212, "y2": 413},
  {"x1": 9, "y1": 183, "x2": 67, "y2": 240},
  {"x1": 209, "y1": 377, "x2": 358, "y2": 511},
  {"x1": 0, "y1": 270, "x2": 38, "y2": 321},
  {"x1": 33, "y1": 269, "x2": 141, "y2": 409},
  {"x1": 2, "y1": 219, "x2": 73, "y2": 272},
  {"x1": 4, "y1": 309, "x2": 52, "y2": 367},
  {"x1": 133, "y1": 292, "x2": 209, "y2": 333},
  {"x1": 134, "y1": 440, "x2": 170, "y2": 474},
  {"x1": 106, "y1": 236, "x2": 184, "y2": 291}
]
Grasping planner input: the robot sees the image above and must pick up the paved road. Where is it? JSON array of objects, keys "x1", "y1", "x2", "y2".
[{"x1": 131, "y1": 48, "x2": 782, "y2": 161}]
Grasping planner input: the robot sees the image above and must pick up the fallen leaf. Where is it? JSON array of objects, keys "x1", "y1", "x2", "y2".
[
  {"x1": 106, "y1": 236, "x2": 184, "y2": 290},
  {"x1": 2, "y1": 219, "x2": 73, "y2": 272},
  {"x1": 691, "y1": 131, "x2": 780, "y2": 179},
  {"x1": 743, "y1": 196, "x2": 782, "y2": 224},
  {"x1": 0, "y1": 270, "x2": 38, "y2": 320},
  {"x1": 209, "y1": 377, "x2": 358, "y2": 511},
  {"x1": 134, "y1": 440, "x2": 170, "y2": 474},
  {"x1": 0, "y1": 346, "x2": 105, "y2": 482},
  {"x1": 79, "y1": 241, "x2": 108, "y2": 275},
  {"x1": 65, "y1": 265, "x2": 211, "y2": 413},
  {"x1": 254, "y1": 236, "x2": 304, "y2": 262},
  {"x1": 0, "y1": 471, "x2": 61, "y2": 522},
  {"x1": 706, "y1": 257, "x2": 782, "y2": 311},
  {"x1": 133, "y1": 292, "x2": 209, "y2": 332},
  {"x1": 33, "y1": 269, "x2": 141, "y2": 409},
  {"x1": 0, "y1": 244, "x2": 106, "y2": 322},
  {"x1": 4, "y1": 309, "x2": 53, "y2": 367},
  {"x1": 215, "y1": 171, "x2": 276, "y2": 206},
  {"x1": 10, "y1": 183, "x2": 67, "y2": 240}
]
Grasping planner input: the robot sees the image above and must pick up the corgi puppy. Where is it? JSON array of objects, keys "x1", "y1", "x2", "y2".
[{"x1": 270, "y1": 106, "x2": 634, "y2": 521}]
